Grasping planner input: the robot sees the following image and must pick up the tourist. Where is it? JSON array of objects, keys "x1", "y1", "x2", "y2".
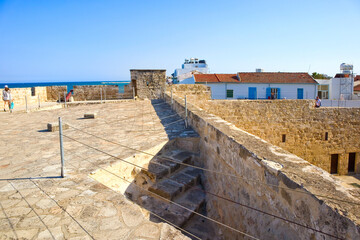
[
  {"x1": 315, "y1": 96, "x2": 321, "y2": 108},
  {"x1": 2, "y1": 85, "x2": 12, "y2": 112}
]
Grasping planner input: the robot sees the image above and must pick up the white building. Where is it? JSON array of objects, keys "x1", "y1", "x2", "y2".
[
  {"x1": 172, "y1": 58, "x2": 209, "y2": 83},
  {"x1": 191, "y1": 72, "x2": 318, "y2": 100},
  {"x1": 316, "y1": 63, "x2": 354, "y2": 100}
]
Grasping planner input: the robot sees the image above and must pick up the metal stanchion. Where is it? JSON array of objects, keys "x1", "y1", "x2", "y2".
[
  {"x1": 59, "y1": 117, "x2": 65, "y2": 178},
  {"x1": 38, "y1": 95, "x2": 41, "y2": 108},
  {"x1": 104, "y1": 88, "x2": 106, "y2": 102},
  {"x1": 64, "y1": 92, "x2": 67, "y2": 108},
  {"x1": 185, "y1": 95, "x2": 188, "y2": 129},
  {"x1": 25, "y1": 95, "x2": 28, "y2": 112},
  {"x1": 58, "y1": 93, "x2": 61, "y2": 103},
  {"x1": 171, "y1": 86, "x2": 173, "y2": 109},
  {"x1": 100, "y1": 88, "x2": 103, "y2": 104}
]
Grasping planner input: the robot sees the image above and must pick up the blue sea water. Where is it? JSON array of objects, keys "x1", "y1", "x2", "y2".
[{"x1": 2, "y1": 81, "x2": 130, "y2": 93}]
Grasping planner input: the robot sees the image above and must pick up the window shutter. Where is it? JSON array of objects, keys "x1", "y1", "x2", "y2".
[
  {"x1": 277, "y1": 88, "x2": 281, "y2": 99},
  {"x1": 266, "y1": 88, "x2": 271, "y2": 99}
]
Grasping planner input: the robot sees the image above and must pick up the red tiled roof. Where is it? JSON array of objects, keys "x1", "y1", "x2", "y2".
[
  {"x1": 194, "y1": 74, "x2": 239, "y2": 83},
  {"x1": 334, "y1": 73, "x2": 351, "y2": 78},
  {"x1": 354, "y1": 85, "x2": 360, "y2": 91},
  {"x1": 237, "y1": 72, "x2": 317, "y2": 84},
  {"x1": 194, "y1": 72, "x2": 317, "y2": 84},
  {"x1": 355, "y1": 75, "x2": 360, "y2": 81}
]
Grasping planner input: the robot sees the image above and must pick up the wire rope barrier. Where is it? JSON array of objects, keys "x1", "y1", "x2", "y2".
[
  {"x1": 61, "y1": 140, "x2": 259, "y2": 240},
  {"x1": 29, "y1": 180, "x2": 96, "y2": 239},
  {"x1": 64, "y1": 123, "x2": 360, "y2": 206},
  {"x1": 63, "y1": 134, "x2": 343, "y2": 240},
  {"x1": 61, "y1": 152, "x2": 202, "y2": 240}
]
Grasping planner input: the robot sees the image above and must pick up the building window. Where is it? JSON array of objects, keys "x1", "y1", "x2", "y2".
[
  {"x1": 317, "y1": 85, "x2": 329, "y2": 99},
  {"x1": 31, "y1": 87, "x2": 36, "y2": 96},
  {"x1": 226, "y1": 89, "x2": 234, "y2": 98},
  {"x1": 325, "y1": 132, "x2": 328, "y2": 141},
  {"x1": 330, "y1": 154, "x2": 339, "y2": 174},
  {"x1": 282, "y1": 134, "x2": 286, "y2": 142},
  {"x1": 266, "y1": 88, "x2": 281, "y2": 99},
  {"x1": 348, "y1": 153, "x2": 356, "y2": 173}
]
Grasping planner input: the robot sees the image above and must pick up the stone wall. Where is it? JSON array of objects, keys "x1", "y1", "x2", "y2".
[
  {"x1": 46, "y1": 86, "x2": 68, "y2": 101},
  {"x1": 166, "y1": 84, "x2": 211, "y2": 102},
  {"x1": 130, "y1": 69, "x2": 166, "y2": 99},
  {"x1": 72, "y1": 85, "x2": 120, "y2": 101},
  {"x1": 195, "y1": 99, "x2": 360, "y2": 175},
  {"x1": 1, "y1": 87, "x2": 47, "y2": 106},
  {"x1": 163, "y1": 86, "x2": 360, "y2": 240}
]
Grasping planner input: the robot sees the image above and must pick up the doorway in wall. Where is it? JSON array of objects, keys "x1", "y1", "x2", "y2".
[
  {"x1": 331, "y1": 154, "x2": 339, "y2": 174},
  {"x1": 348, "y1": 153, "x2": 356, "y2": 173}
]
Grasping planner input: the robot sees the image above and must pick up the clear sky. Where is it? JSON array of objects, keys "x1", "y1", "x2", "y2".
[{"x1": 0, "y1": 0, "x2": 359, "y2": 82}]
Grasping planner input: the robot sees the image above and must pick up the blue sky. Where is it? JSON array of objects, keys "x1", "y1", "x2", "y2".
[{"x1": 0, "y1": 0, "x2": 359, "y2": 82}]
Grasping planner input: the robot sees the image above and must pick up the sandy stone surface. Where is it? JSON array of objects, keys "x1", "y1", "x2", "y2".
[{"x1": 0, "y1": 100, "x2": 192, "y2": 240}]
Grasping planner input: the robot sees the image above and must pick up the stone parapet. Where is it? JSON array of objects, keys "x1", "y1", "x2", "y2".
[
  {"x1": 46, "y1": 86, "x2": 67, "y2": 101},
  {"x1": 195, "y1": 99, "x2": 360, "y2": 175},
  {"x1": 1, "y1": 87, "x2": 48, "y2": 106},
  {"x1": 163, "y1": 90, "x2": 360, "y2": 240}
]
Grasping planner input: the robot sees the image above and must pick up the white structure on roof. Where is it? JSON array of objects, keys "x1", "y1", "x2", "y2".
[
  {"x1": 172, "y1": 58, "x2": 209, "y2": 83},
  {"x1": 316, "y1": 63, "x2": 354, "y2": 100}
]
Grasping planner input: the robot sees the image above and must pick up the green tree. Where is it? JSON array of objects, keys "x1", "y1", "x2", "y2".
[{"x1": 312, "y1": 72, "x2": 331, "y2": 79}]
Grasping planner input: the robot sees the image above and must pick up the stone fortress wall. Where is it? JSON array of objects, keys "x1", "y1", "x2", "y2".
[
  {"x1": 72, "y1": 85, "x2": 121, "y2": 101},
  {"x1": 164, "y1": 84, "x2": 360, "y2": 240},
  {"x1": 195, "y1": 99, "x2": 360, "y2": 175},
  {"x1": 0, "y1": 87, "x2": 48, "y2": 107},
  {"x1": 130, "y1": 69, "x2": 166, "y2": 99},
  {"x1": 1, "y1": 84, "x2": 134, "y2": 107}
]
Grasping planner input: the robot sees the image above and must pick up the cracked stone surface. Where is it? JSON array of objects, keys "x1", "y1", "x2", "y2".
[{"x1": 0, "y1": 100, "x2": 195, "y2": 240}]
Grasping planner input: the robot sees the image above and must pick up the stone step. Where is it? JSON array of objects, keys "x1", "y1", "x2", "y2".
[
  {"x1": 148, "y1": 179, "x2": 183, "y2": 200},
  {"x1": 148, "y1": 167, "x2": 201, "y2": 200},
  {"x1": 140, "y1": 151, "x2": 194, "y2": 181},
  {"x1": 139, "y1": 186, "x2": 205, "y2": 227}
]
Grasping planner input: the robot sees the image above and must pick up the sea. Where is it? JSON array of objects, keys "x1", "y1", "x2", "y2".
[{"x1": 2, "y1": 81, "x2": 131, "y2": 93}]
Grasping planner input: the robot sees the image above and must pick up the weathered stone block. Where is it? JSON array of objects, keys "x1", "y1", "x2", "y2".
[
  {"x1": 47, "y1": 122, "x2": 69, "y2": 132},
  {"x1": 84, "y1": 113, "x2": 97, "y2": 119}
]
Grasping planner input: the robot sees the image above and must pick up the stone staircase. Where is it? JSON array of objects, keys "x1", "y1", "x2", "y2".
[{"x1": 128, "y1": 148, "x2": 206, "y2": 228}]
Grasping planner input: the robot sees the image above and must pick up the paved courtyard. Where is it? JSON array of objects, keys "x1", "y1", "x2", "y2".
[{"x1": 0, "y1": 100, "x2": 192, "y2": 240}]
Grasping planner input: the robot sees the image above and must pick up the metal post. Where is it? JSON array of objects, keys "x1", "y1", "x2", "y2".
[
  {"x1": 171, "y1": 86, "x2": 173, "y2": 109},
  {"x1": 38, "y1": 95, "x2": 40, "y2": 108},
  {"x1": 104, "y1": 88, "x2": 106, "y2": 102},
  {"x1": 185, "y1": 95, "x2": 188, "y2": 129},
  {"x1": 100, "y1": 88, "x2": 103, "y2": 103},
  {"x1": 133, "y1": 87, "x2": 135, "y2": 100},
  {"x1": 58, "y1": 92, "x2": 61, "y2": 103},
  {"x1": 64, "y1": 92, "x2": 67, "y2": 108},
  {"x1": 25, "y1": 95, "x2": 28, "y2": 112},
  {"x1": 59, "y1": 117, "x2": 65, "y2": 178}
]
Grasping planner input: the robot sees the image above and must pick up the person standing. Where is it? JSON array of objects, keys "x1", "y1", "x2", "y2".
[
  {"x1": 2, "y1": 85, "x2": 12, "y2": 112},
  {"x1": 315, "y1": 96, "x2": 321, "y2": 108}
]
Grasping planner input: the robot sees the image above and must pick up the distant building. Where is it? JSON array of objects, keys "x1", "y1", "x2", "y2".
[
  {"x1": 191, "y1": 72, "x2": 318, "y2": 100},
  {"x1": 316, "y1": 63, "x2": 354, "y2": 100},
  {"x1": 172, "y1": 58, "x2": 209, "y2": 84}
]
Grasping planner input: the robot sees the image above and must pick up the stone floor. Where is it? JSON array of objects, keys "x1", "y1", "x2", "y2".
[{"x1": 0, "y1": 100, "x2": 198, "y2": 240}]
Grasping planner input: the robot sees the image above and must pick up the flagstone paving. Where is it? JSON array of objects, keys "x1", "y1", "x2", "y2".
[{"x1": 0, "y1": 100, "x2": 195, "y2": 240}]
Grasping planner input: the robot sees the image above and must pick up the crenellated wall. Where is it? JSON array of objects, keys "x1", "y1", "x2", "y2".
[{"x1": 164, "y1": 84, "x2": 360, "y2": 240}]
